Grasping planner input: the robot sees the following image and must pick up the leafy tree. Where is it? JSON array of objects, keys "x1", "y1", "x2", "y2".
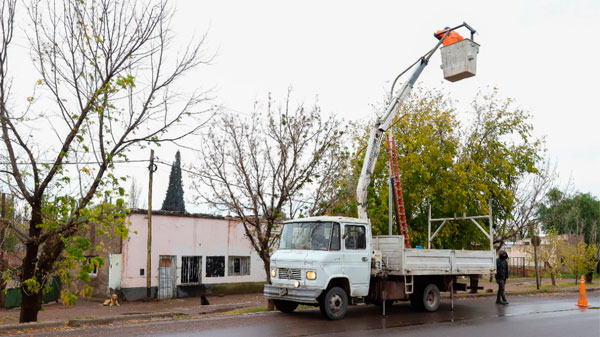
[
  {"x1": 536, "y1": 230, "x2": 565, "y2": 286},
  {"x1": 0, "y1": 0, "x2": 212, "y2": 322},
  {"x1": 191, "y1": 90, "x2": 350, "y2": 284},
  {"x1": 332, "y1": 87, "x2": 544, "y2": 250},
  {"x1": 161, "y1": 151, "x2": 186, "y2": 212},
  {"x1": 561, "y1": 241, "x2": 597, "y2": 284},
  {"x1": 537, "y1": 189, "x2": 600, "y2": 247}
]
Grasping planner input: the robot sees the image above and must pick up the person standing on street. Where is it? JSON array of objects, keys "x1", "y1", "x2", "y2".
[{"x1": 495, "y1": 250, "x2": 509, "y2": 305}]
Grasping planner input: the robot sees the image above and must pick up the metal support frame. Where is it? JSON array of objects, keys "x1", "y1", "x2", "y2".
[
  {"x1": 427, "y1": 200, "x2": 494, "y2": 252},
  {"x1": 450, "y1": 278, "x2": 455, "y2": 311}
]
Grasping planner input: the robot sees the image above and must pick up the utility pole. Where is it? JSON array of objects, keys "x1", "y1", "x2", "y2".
[
  {"x1": 147, "y1": 149, "x2": 157, "y2": 299},
  {"x1": 529, "y1": 222, "x2": 540, "y2": 290}
]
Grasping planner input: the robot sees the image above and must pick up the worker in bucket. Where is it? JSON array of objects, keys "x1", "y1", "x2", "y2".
[{"x1": 495, "y1": 250, "x2": 510, "y2": 305}]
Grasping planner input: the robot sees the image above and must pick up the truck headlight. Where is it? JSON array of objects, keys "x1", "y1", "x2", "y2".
[
  {"x1": 271, "y1": 268, "x2": 276, "y2": 278},
  {"x1": 306, "y1": 271, "x2": 317, "y2": 280}
]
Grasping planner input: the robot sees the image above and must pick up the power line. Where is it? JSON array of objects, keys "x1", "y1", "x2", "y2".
[
  {"x1": 0, "y1": 159, "x2": 150, "y2": 166},
  {"x1": 155, "y1": 159, "x2": 315, "y2": 206}
]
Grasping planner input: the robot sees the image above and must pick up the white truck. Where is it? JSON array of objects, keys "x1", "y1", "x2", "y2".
[
  {"x1": 264, "y1": 216, "x2": 494, "y2": 319},
  {"x1": 264, "y1": 23, "x2": 493, "y2": 320}
]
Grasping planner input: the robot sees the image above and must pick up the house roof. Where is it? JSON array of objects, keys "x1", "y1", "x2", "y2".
[{"x1": 129, "y1": 208, "x2": 229, "y2": 220}]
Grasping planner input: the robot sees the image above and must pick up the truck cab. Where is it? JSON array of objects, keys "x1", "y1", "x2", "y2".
[{"x1": 264, "y1": 216, "x2": 371, "y2": 319}]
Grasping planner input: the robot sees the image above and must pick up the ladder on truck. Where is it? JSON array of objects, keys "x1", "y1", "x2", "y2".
[{"x1": 385, "y1": 134, "x2": 411, "y2": 248}]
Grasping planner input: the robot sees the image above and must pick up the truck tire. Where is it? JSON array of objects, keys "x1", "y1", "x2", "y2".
[
  {"x1": 422, "y1": 284, "x2": 441, "y2": 312},
  {"x1": 410, "y1": 284, "x2": 440, "y2": 312},
  {"x1": 274, "y1": 300, "x2": 298, "y2": 313},
  {"x1": 320, "y1": 287, "x2": 348, "y2": 320}
]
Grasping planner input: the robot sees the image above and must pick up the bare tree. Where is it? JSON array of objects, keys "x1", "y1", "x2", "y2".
[
  {"x1": 0, "y1": 0, "x2": 213, "y2": 322},
  {"x1": 494, "y1": 158, "x2": 558, "y2": 249},
  {"x1": 127, "y1": 177, "x2": 143, "y2": 209},
  {"x1": 190, "y1": 91, "x2": 350, "y2": 284}
]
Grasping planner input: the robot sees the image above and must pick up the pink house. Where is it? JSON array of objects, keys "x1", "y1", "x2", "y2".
[{"x1": 109, "y1": 210, "x2": 266, "y2": 301}]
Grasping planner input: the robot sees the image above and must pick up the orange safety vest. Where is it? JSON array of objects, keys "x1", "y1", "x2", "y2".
[{"x1": 435, "y1": 29, "x2": 464, "y2": 46}]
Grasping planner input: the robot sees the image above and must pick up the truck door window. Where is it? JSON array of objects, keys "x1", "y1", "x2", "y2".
[
  {"x1": 344, "y1": 225, "x2": 366, "y2": 250},
  {"x1": 330, "y1": 223, "x2": 340, "y2": 250}
]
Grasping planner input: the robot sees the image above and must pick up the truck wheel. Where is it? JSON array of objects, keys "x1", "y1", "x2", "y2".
[
  {"x1": 320, "y1": 287, "x2": 348, "y2": 320},
  {"x1": 274, "y1": 300, "x2": 298, "y2": 313},
  {"x1": 422, "y1": 284, "x2": 441, "y2": 312}
]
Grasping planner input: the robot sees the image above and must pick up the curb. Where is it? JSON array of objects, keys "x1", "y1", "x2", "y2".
[
  {"x1": 66, "y1": 312, "x2": 183, "y2": 327},
  {"x1": 447, "y1": 286, "x2": 599, "y2": 299},
  {"x1": 0, "y1": 321, "x2": 65, "y2": 334}
]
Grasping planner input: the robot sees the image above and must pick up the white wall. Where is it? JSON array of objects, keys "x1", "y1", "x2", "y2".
[{"x1": 121, "y1": 213, "x2": 266, "y2": 288}]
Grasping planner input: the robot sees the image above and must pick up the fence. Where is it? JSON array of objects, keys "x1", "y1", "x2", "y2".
[{"x1": 509, "y1": 256, "x2": 530, "y2": 277}]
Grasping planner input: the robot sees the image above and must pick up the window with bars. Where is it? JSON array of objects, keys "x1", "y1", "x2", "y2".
[
  {"x1": 228, "y1": 256, "x2": 250, "y2": 276},
  {"x1": 181, "y1": 256, "x2": 202, "y2": 284}
]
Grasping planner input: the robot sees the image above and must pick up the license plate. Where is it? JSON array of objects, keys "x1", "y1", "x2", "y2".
[{"x1": 278, "y1": 288, "x2": 288, "y2": 296}]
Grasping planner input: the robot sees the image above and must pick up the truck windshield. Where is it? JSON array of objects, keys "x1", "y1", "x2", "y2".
[{"x1": 279, "y1": 222, "x2": 338, "y2": 251}]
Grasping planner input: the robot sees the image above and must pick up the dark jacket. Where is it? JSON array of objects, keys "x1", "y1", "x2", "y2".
[{"x1": 495, "y1": 250, "x2": 509, "y2": 280}]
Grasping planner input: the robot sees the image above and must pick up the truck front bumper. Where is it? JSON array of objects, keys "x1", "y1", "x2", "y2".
[{"x1": 264, "y1": 284, "x2": 322, "y2": 304}]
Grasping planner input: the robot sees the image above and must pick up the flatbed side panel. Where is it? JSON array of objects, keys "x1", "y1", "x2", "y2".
[
  {"x1": 454, "y1": 250, "x2": 495, "y2": 273},
  {"x1": 404, "y1": 249, "x2": 452, "y2": 273},
  {"x1": 372, "y1": 236, "x2": 495, "y2": 276}
]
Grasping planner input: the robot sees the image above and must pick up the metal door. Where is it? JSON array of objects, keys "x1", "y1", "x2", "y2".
[
  {"x1": 108, "y1": 254, "x2": 122, "y2": 294},
  {"x1": 342, "y1": 224, "x2": 370, "y2": 296},
  {"x1": 158, "y1": 255, "x2": 176, "y2": 299}
]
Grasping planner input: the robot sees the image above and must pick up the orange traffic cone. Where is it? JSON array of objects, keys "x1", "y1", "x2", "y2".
[{"x1": 577, "y1": 275, "x2": 589, "y2": 308}]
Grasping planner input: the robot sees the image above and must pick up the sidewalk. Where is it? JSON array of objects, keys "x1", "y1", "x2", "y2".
[
  {"x1": 0, "y1": 278, "x2": 597, "y2": 334},
  {"x1": 0, "y1": 293, "x2": 266, "y2": 333}
]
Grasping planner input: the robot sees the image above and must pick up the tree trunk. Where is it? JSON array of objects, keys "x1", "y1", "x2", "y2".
[
  {"x1": 585, "y1": 271, "x2": 593, "y2": 284},
  {"x1": 19, "y1": 241, "x2": 42, "y2": 323},
  {"x1": 19, "y1": 290, "x2": 42, "y2": 323},
  {"x1": 545, "y1": 262, "x2": 556, "y2": 286},
  {"x1": 19, "y1": 207, "x2": 43, "y2": 323},
  {"x1": 261, "y1": 256, "x2": 274, "y2": 311}
]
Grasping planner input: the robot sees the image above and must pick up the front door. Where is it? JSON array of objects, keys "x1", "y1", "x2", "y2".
[
  {"x1": 108, "y1": 254, "x2": 122, "y2": 294},
  {"x1": 158, "y1": 255, "x2": 176, "y2": 299},
  {"x1": 342, "y1": 224, "x2": 370, "y2": 296}
]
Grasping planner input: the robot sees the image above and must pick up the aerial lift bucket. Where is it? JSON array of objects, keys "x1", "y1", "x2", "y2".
[{"x1": 440, "y1": 38, "x2": 480, "y2": 82}]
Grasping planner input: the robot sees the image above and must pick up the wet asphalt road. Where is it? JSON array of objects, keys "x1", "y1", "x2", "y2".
[{"x1": 8, "y1": 293, "x2": 599, "y2": 337}]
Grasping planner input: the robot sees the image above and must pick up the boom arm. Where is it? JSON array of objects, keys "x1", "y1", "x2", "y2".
[
  {"x1": 356, "y1": 60, "x2": 427, "y2": 220},
  {"x1": 356, "y1": 23, "x2": 476, "y2": 220}
]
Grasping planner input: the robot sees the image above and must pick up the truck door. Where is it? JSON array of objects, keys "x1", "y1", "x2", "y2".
[{"x1": 342, "y1": 224, "x2": 370, "y2": 296}]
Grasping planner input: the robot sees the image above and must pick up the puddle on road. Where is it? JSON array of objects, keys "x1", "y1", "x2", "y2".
[{"x1": 376, "y1": 316, "x2": 467, "y2": 330}]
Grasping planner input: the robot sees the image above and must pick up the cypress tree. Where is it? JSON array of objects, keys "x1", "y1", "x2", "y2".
[{"x1": 161, "y1": 150, "x2": 186, "y2": 212}]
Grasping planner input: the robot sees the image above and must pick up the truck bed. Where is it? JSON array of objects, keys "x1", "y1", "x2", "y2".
[{"x1": 372, "y1": 235, "x2": 495, "y2": 276}]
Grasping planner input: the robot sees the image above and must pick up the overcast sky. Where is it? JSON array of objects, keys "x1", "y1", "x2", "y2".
[
  {"x1": 8, "y1": 0, "x2": 600, "y2": 212},
  {"x1": 161, "y1": 0, "x2": 600, "y2": 209}
]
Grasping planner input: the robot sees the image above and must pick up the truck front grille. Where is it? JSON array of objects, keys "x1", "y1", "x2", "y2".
[{"x1": 278, "y1": 268, "x2": 301, "y2": 280}]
